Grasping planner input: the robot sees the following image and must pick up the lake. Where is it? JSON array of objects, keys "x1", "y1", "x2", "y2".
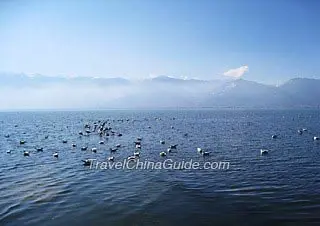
[{"x1": 0, "y1": 110, "x2": 319, "y2": 225}]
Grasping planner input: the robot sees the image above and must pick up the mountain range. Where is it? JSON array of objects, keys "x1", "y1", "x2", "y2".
[{"x1": 0, "y1": 72, "x2": 320, "y2": 109}]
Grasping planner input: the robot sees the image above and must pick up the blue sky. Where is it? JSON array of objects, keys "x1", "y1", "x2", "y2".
[{"x1": 0, "y1": 0, "x2": 320, "y2": 84}]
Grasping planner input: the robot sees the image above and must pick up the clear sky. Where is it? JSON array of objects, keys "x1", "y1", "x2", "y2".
[{"x1": 1, "y1": 0, "x2": 320, "y2": 84}]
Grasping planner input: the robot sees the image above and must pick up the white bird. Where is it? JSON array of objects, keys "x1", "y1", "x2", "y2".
[
  {"x1": 72, "y1": 143, "x2": 77, "y2": 147},
  {"x1": 134, "y1": 151, "x2": 140, "y2": 157},
  {"x1": 99, "y1": 141, "x2": 104, "y2": 145},
  {"x1": 260, "y1": 149, "x2": 269, "y2": 155},
  {"x1": 160, "y1": 140, "x2": 165, "y2": 144},
  {"x1": 110, "y1": 148, "x2": 117, "y2": 152},
  {"x1": 82, "y1": 159, "x2": 91, "y2": 166},
  {"x1": 202, "y1": 152, "x2": 210, "y2": 156},
  {"x1": 197, "y1": 148, "x2": 203, "y2": 154},
  {"x1": 134, "y1": 141, "x2": 141, "y2": 145},
  {"x1": 7, "y1": 150, "x2": 11, "y2": 154},
  {"x1": 108, "y1": 156, "x2": 114, "y2": 161},
  {"x1": 53, "y1": 152, "x2": 58, "y2": 158},
  {"x1": 314, "y1": 136, "x2": 319, "y2": 141},
  {"x1": 167, "y1": 148, "x2": 172, "y2": 153},
  {"x1": 116, "y1": 144, "x2": 121, "y2": 148},
  {"x1": 135, "y1": 144, "x2": 141, "y2": 149},
  {"x1": 24, "y1": 151, "x2": 29, "y2": 156},
  {"x1": 91, "y1": 148, "x2": 97, "y2": 153}
]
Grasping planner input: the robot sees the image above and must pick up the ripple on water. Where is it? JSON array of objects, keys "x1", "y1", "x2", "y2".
[{"x1": 0, "y1": 110, "x2": 320, "y2": 226}]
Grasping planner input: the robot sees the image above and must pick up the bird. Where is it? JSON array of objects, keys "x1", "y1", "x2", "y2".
[
  {"x1": 20, "y1": 140, "x2": 26, "y2": 145},
  {"x1": 62, "y1": 140, "x2": 67, "y2": 144},
  {"x1": 36, "y1": 147, "x2": 43, "y2": 152},
  {"x1": 134, "y1": 152, "x2": 140, "y2": 157},
  {"x1": 170, "y1": 144, "x2": 178, "y2": 149},
  {"x1": 314, "y1": 136, "x2": 320, "y2": 141},
  {"x1": 260, "y1": 149, "x2": 269, "y2": 155},
  {"x1": 272, "y1": 135, "x2": 278, "y2": 139},
  {"x1": 72, "y1": 143, "x2": 77, "y2": 147},
  {"x1": 108, "y1": 156, "x2": 114, "y2": 161},
  {"x1": 160, "y1": 152, "x2": 167, "y2": 157},
  {"x1": 81, "y1": 146, "x2": 88, "y2": 151},
  {"x1": 82, "y1": 159, "x2": 91, "y2": 166},
  {"x1": 160, "y1": 140, "x2": 165, "y2": 144},
  {"x1": 197, "y1": 148, "x2": 203, "y2": 154},
  {"x1": 110, "y1": 148, "x2": 117, "y2": 152},
  {"x1": 116, "y1": 144, "x2": 121, "y2": 148},
  {"x1": 7, "y1": 150, "x2": 11, "y2": 154},
  {"x1": 91, "y1": 148, "x2": 97, "y2": 153},
  {"x1": 202, "y1": 152, "x2": 210, "y2": 156},
  {"x1": 24, "y1": 151, "x2": 29, "y2": 156},
  {"x1": 134, "y1": 141, "x2": 141, "y2": 145},
  {"x1": 99, "y1": 141, "x2": 104, "y2": 145},
  {"x1": 53, "y1": 152, "x2": 58, "y2": 158}
]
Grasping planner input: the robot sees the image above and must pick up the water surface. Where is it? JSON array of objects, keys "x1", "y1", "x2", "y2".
[{"x1": 0, "y1": 110, "x2": 319, "y2": 225}]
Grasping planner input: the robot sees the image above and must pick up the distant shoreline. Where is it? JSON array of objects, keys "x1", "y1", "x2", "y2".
[{"x1": 1, "y1": 107, "x2": 320, "y2": 113}]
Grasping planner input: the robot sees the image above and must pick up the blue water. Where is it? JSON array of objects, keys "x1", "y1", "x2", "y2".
[{"x1": 0, "y1": 110, "x2": 319, "y2": 226}]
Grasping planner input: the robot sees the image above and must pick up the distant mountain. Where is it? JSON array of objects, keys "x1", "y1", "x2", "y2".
[
  {"x1": 0, "y1": 73, "x2": 320, "y2": 109},
  {"x1": 149, "y1": 75, "x2": 209, "y2": 85},
  {"x1": 278, "y1": 78, "x2": 320, "y2": 107},
  {"x1": 109, "y1": 77, "x2": 320, "y2": 108},
  {"x1": 202, "y1": 79, "x2": 279, "y2": 108},
  {"x1": 0, "y1": 72, "x2": 130, "y2": 87}
]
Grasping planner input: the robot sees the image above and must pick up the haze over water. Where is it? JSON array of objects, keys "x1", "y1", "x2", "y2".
[{"x1": 1, "y1": 110, "x2": 319, "y2": 225}]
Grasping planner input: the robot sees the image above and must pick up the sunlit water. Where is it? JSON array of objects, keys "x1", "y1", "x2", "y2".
[{"x1": 0, "y1": 110, "x2": 319, "y2": 226}]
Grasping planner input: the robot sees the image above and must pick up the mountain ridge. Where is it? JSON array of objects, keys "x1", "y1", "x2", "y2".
[
  {"x1": 1, "y1": 72, "x2": 319, "y2": 86},
  {"x1": 0, "y1": 72, "x2": 320, "y2": 109}
]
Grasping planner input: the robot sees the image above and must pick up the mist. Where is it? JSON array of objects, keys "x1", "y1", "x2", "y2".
[
  {"x1": 1, "y1": 73, "x2": 320, "y2": 110},
  {"x1": 0, "y1": 79, "x2": 218, "y2": 110},
  {"x1": 0, "y1": 84, "x2": 135, "y2": 110}
]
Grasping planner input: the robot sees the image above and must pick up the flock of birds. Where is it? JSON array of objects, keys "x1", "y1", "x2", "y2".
[
  {"x1": 4, "y1": 117, "x2": 212, "y2": 166},
  {"x1": 4, "y1": 118, "x2": 320, "y2": 163},
  {"x1": 260, "y1": 128, "x2": 319, "y2": 155}
]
